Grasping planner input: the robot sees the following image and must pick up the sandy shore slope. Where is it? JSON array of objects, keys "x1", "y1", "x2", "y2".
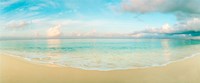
[{"x1": 1, "y1": 54, "x2": 200, "y2": 83}]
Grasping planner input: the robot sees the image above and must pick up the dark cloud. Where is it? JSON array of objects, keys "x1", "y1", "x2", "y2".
[{"x1": 121, "y1": 0, "x2": 200, "y2": 15}]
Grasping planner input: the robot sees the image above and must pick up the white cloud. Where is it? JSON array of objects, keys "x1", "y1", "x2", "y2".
[
  {"x1": 148, "y1": 24, "x2": 174, "y2": 33},
  {"x1": 176, "y1": 18, "x2": 200, "y2": 31},
  {"x1": 5, "y1": 21, "x2": 29, "y2": 29},
  {"x1": 29, "y1": 6, "x2": 41, "y2": 11},
  {"x1": 47, "y1": 24, "x2": 62, "y2": 38},
  {"x1": 130, "y1": 18, "x2": 200, "y2": 38},
  {"x1": 131, "y1": 33, "x2": 145, "y2": 38},
  {"x1": 0, "y1": 0, "x2": 19, "y2": 9},
  {"x1": 48, "y1": 20, "x2": 109, "y2": 28}
]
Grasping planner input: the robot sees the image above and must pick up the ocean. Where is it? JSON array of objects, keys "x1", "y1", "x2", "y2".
[{"x1": 0, "y1": 39, "x2": 200, "y2": 70}]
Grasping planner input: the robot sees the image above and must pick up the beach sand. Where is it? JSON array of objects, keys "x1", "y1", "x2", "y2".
[{"x1": 1, "y1": 54, "x2": 200, "y2": 83}]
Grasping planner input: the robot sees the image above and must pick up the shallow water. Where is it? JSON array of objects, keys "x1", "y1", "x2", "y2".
[{"x1": 0, "y1": 39, "x2": 200, "y2": 70}]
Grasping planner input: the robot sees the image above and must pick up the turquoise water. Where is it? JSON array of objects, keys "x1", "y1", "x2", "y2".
[{"x1": 0, "y1": 39, "x2": 200, "y2": 70}]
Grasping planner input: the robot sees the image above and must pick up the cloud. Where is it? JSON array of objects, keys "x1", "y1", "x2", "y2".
[
  {"x1": 120, "y1": 0, "x2": 200, "y2": 21},
  {"x1": 146, "y1": 24, "x2": 174, "y2": 33},
  {"x1": 176, "y1": 18, "x2": 200, "y2": 31},
  {"x1": 121, "y1": 0, "x2": 200, "y2": 39},
  {"x1": 0, "y1": 0, "x2": 19, "y2": 9},
  {"x1": 29, "y1": 6, "x2": 41, "y2": 11},
  {"x1": 130, "y1": 18, "x2": 200, "y2": 38},
  {"x1": 121, "y1": 0, "x2": 200, "y2": 14},
  {"x1": 5, "y1": 21, "x2": 29, "y2": 29},
  {"x1": 47, "y1": 24, "x2": 62, "y2": 38},
  {"x1": 121, "y1": 0, "x2": 200, "y2": 22},
  {"x1": 130, "y1": 17, "x2": 200, "y2": 38},
  {"x1": 0, "y1": 0, "x2": 66, "y2": 20},
  {"x1": 48, "y1": 20, "x2": 109, "y2": 28}
]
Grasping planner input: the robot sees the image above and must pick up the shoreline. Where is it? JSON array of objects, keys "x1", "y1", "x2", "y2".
[
  {"x1": 1, "y1": 52, "x2": 200, "y2": 71},
  {"x1": 1, "y1": 53, "x2": 200, "y2": 83}
]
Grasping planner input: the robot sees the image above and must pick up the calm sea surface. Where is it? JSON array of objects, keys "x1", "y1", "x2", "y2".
[{"x1": 0, "y1": 39, "x2": 200, "y2": 70}]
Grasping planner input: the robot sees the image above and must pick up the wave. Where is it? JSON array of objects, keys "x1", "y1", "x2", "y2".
[{"x1": 1, "y1": 51, "x2": 200, "y2": 71}]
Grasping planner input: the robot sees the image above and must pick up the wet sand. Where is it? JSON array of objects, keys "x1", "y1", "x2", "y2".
[{"x1": 1, "y1": 54, "x2": 200, "y2": 83}]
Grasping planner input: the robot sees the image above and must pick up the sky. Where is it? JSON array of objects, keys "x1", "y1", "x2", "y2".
[{"x1": 0, "y1": 0, "x2": 200, "y2": 39}]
